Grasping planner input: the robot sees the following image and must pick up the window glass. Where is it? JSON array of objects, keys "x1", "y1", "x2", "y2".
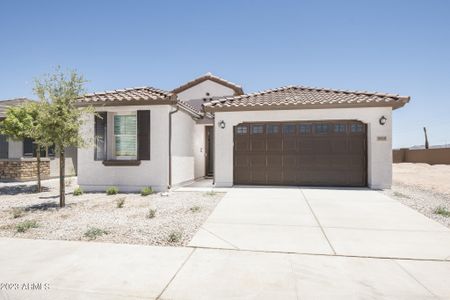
[
  {"x1": 114, "y1": 114, "x2": 137, "y2": 158},
  {"x1": 315, "y1": 124, "x2": 329, "y2": 134},
  {"x1": 298, "y1": 124, "x2": 311, "y2": 134},
  {"x1": 236, "y1": 126, "x2": 248, "y2": 134},
  {"x1": 282, "y1": 124, "x2": 296, "y2": 135},
  {"x1": 267, "y1": 124, "x2": 279, "y2": 134},
  {"x1": 251, "y1": 125, "x2": 264, "y2": 134},
  {"x1": 351, "y1": 124, "x2": 364, "y2": 133},
  {"x1": 334, "y1": 124, "x2": 346, "y2": 133},
  {"x1": 0, "y1": 134, "x2": 8, "y2": 159}
]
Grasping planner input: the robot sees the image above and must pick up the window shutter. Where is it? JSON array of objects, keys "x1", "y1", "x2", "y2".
[
  {"x1": 94, "y1": 112, "x2": 107, "y2": 161},
  {"x1": 137, "y1": 110, "x2": 150, "y2": 160}
]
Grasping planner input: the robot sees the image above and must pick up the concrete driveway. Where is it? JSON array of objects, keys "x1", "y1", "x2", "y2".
[
  {"x1": 2, "y1": 187, "x2": 450, "y2": 299},
  {"x1": 190, "y1": 187, "x2": 450, "y2": 260}
]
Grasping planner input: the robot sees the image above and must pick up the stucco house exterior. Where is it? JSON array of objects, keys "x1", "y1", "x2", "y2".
[
  {"x1": 0, "y1": 98, "x2": 77, "y2": 181},
  {"x1": 77, "y1": 73, "x2": 409, "y2": 192}
]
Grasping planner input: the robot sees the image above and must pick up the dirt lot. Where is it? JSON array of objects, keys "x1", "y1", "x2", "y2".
[
  {"x1": 385, "y1": 163, "x2": 450, "y2": 228},
  {"x1": 0, "y1": 178, "x2": 223, "y2": 246}
]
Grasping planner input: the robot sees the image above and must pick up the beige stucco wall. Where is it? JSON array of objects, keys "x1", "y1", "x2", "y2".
[
  {"x1": 171, "y1": 110, "x2": 196, "y2": 185},
  {"x1": 78, "y1": 105, "x2": 171, "y2": 192},
  {"x1": 177, "y1": 79, "x2": 236, "y2": 105},
  {"x1": 8, "y1": 140, "x2": 22, "y2": 159},
  {"x1": 214, "y1": 107, "x2": 393, "y2": 189}
]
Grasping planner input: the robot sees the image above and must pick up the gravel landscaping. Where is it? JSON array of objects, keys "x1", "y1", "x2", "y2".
[
  {"x1": 0, "y1": 178, "x2": 223, "y2": 246},
  {"x1": 384, "y1": 163, "x2": 450, "y2": 228}
]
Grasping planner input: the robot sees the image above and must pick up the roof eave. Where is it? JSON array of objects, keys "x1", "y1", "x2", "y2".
[{"x1": 204, "y1": 101, "x2": 409, "y2": 113}]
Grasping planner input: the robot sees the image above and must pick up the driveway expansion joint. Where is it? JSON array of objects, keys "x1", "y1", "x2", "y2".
[
  {"x1": 156, "y1": 247, "x2": 196, "y2": 300},
  {"x1": 299, "y1": 188, "x2": 337, "y2": 255}
]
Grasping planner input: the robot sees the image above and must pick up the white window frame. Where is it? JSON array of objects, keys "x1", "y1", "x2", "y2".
[{"x1": 113, "y1": 112, "x2": 137, "y2": 160}]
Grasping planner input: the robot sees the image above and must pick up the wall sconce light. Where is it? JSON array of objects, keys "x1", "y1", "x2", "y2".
[
  {"x1": 379, "y1": 116, "x2": 387, "y2": 126},
  {"x1": 218, "y1": 120, "x2": 226, "y2": 129}
]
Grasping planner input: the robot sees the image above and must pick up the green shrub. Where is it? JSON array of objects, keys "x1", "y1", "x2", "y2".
[
  {"x1": 168, "y1": 231, "x2": 182, "y2": 243},
  {"x1": 116, "y1": 197, "x2": 126, "y2": 208},
  {"x1": 84, "y1": 227, "x2": 109, "y2": 240},
  {"x1": 141, "y1": 187, "x2": 153, "y2": 196},
  {"x1": 393, "y1": 191, "x2": 409, "y2": 199},
  {"x1": 190, "y1": 206, "x2": 201, "y2": 213},
  {"x1": 147, "y1": 208, "x2": 157, "y2": 219},
  {"x1": 106, "y1": 186, "x2": 119, "y2": 195},
  {"x1": 11, "y1": 208, "x2": 25, "y2": 219},
  {"x1": 73, "y1": 186, "x2": 84, "y2": 196},
  {"x1": 16, "y1": 220, "x2": 38, "y2": 233},
  {"x1": 434, "y1": 206, "x2": 450, "y2": 217},
  {"x1": 204, "y1": 191, "x2": 217, "y2": 196}
]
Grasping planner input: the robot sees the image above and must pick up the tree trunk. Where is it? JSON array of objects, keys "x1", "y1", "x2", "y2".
[
  {"x1": 59, "y1": 148, "x2": 65, "y2": 207},
  {"x1": 36, "y1": 145, "x2": 41, "y2": 192}
]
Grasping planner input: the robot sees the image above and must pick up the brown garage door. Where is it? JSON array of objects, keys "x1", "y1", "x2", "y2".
[{"x1": 233, "y1": 121, "x2": 367, "y2": 187}]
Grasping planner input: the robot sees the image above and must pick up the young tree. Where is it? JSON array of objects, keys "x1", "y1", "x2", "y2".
[
  {"x1": 34, "y1": 68, "x2": 94, "y2": 207},
  {"x1": 0, "y1": 102, "x2": 51, "y2": 192}
]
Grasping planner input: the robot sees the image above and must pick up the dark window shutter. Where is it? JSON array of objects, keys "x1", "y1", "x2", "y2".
[
  {"x1": 94, "y1": 112, "x2": 107, "y2": 161},
  {"x1": 0, "y1": 134, "x2": 8, "y2": 159},
  {"x1": 137, "y1": 110, "x2": 150, "y2": 160},
  {"x1": 23, "y1": 138, "x2": 34, "y2": 157}
]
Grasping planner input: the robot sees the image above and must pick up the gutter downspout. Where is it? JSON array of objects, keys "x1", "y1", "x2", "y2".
[{"x1": 168, "y1": 105, "x2": 179, "y2": 189}]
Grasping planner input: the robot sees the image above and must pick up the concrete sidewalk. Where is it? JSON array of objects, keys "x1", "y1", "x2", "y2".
[{"x1": 1, "y1": 238, "x2": 449, "y2": 299}]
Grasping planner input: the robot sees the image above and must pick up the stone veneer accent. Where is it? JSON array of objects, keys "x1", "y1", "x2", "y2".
[{"x1": 0, "y1": 159, "x2": 50, "y2": 181}]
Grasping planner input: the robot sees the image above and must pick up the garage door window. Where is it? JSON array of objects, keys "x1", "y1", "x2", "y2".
[
  {"x1": 315, "y1": 124, "x2": 329, "y2": 134},
  {"x1": 267, "y1": 124, "x2": 279, "y2": 134},
  {"x1": 236, "y1": 126, "x2": 248, "y2": 134},
  {"x1": 283, "y1": 124, "x2": 296, "y2": 135},
  {"x1": 351, "y1": 124, "x2": 364, "y2": 133},
  {"x1": 334, "y1": 124, "x2": 346, "y2": 133},
  {"x1": 251, "y1": 125, "x2": 264, "y2": 134},
  {"x1": 298, "y1": 124, "x2": 311, "y2": 135}
]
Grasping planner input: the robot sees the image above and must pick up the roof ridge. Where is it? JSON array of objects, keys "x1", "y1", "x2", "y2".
[{"x1": 172, "y1": 73, "x2": 244, "y2": 95}]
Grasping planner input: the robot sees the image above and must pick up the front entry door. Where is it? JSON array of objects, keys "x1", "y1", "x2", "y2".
[{"x1": 205, "y1": 126, "x2": 214, "y2": 177}]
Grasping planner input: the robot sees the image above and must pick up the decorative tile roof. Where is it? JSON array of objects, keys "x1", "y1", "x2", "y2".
[
  {"x1": 172, "y1": 72, "x2": 244, "y2": 95},
  {"x1": 0, "y1": 98, "x2": 35, "y2": 118},
  {"x1": 78, "y1": 87, "x2": 176, "y2": 106},
  {"x1": 203, "y1": 85, "x2": 410, "y2": 112}
]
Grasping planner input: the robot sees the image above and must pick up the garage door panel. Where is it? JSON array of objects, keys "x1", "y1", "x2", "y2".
[{"x1": 234, "y1": 121, "x2": 366, "y2": 187}]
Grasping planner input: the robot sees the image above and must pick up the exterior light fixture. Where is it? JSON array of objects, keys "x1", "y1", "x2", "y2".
[
  {"x1": 218, "y1": 120, "x2": 226, "y2": 129},
  {"x1": 379, "y1": 116, "x2": 387, "y2": 126}
]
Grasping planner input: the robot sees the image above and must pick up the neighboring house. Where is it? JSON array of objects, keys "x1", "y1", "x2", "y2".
[
  {"x1": 0, "y1": 98, "x2": 77, "y2": 181},
  {"x1": 77, "y1": 73, "x2": 409, "y2": 192}
]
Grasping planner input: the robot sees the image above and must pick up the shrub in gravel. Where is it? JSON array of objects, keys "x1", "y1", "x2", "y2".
[
  {"x1": 190, "y1": 206, "x2": 201, "y2": 213},
  {"x1": 106, "y1": 186, "x2": 119, "y2": 195},
  {"x1": 168, "y1": 231, "x2": 182, "y2": 243},
  {"x1": 434, "y1": 206, "x2": 450, "y2": 217},
  {"x1": 11, "y1": 208, "x2": 25, "y2": 219},
  {"x1": 116, "y1": 197, "x2": 126, "y2": 208},
  {"x1": 147, "y1": 208, "x2": 157, "y2": 219},
  {"x1": 141, "y1": 187, "x2": 153, "y2": 196},
  {"x1": 393, "y1": 191, "x2": 410, "y2": 199},
  {"x1": 204, "y1": 191, "x2": 217, "y2": 196},
  {"x1": 16, "y1": 220, "x2": 38, "y2": 233},
  {"x1": 73, "y1": 187, "x2": 84, "y2": 196},
  {"x1": 84, "y1": 227, "x2": 109, "y2": 240}
]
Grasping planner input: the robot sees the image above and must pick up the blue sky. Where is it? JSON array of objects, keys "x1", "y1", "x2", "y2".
[{"x1": 1, "y1": 0, "x2": 449, "y2": 148}]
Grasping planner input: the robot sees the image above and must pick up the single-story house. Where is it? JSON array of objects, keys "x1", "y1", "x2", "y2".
[
  {"x1": 0, "y1": 98, "x2": 77, "y2": 181},
  {"x1": 77, "y1": 73, "x2": 409, "y2": 192}
]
